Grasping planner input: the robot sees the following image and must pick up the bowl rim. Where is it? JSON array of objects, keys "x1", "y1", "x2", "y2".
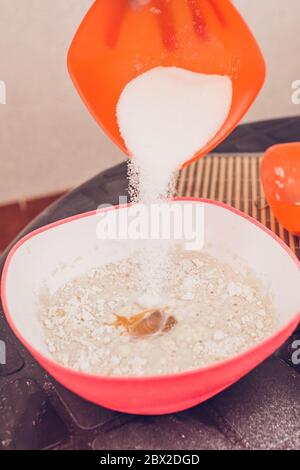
[
  {"x1": 1, "y1": 197, "x2": 300, "y2": 382},
  {"x1": 262, "y1": 142, "x2": 300, "y2": 155}
]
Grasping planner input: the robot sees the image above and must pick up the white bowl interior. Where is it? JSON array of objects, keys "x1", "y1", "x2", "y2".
[{"x1": 4, "y1": 201, "x2": 300, "y2": 360}]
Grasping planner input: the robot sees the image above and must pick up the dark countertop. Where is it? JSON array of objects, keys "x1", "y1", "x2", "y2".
[{"x1": 0, "y1": 117, "x2": 300, "y2": 450}]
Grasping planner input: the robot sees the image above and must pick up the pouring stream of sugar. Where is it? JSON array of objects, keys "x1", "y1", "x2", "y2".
[{"x1": 117, "y1": 66, "x2": 232, "y2": 308}]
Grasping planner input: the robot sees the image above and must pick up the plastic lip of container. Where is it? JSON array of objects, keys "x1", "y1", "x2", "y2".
[{"x1": 261, "y1": 142, "x2": 300, "y2": 236}]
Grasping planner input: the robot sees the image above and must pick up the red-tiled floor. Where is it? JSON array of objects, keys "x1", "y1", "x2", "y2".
[{"x1": 0, "y1": 192, "x2": 66, "y2": 253}]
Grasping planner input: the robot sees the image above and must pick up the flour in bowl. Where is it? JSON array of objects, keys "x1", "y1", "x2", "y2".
[{"x1": 40, "y1": 247, "x2": 276, "y2": 376}]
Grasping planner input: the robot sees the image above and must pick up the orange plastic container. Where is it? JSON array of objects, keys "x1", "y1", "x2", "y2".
[
  {"x1": 261, "y1": 143, "x2": 300, "y2": 235},
  {"x1": 68, "y1": 0, "x2": 265, "y2": 166}
]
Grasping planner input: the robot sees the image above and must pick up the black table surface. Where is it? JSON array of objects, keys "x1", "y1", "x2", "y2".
[{"x1": 0, "y1": 117, "x2": 300, "y2": 450}]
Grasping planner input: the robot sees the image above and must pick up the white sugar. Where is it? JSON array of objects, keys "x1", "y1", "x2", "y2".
[
  {"x1": 117, "y1": 66, "x2": 232, "y2": 202},
  {"x1": 117, "y1": 66, "x2": 232, "y2": 306}
]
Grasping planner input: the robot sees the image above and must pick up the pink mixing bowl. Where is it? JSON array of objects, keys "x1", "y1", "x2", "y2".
[{"x1": 1, "y1": 199, "x2": 300, "y2": 414}]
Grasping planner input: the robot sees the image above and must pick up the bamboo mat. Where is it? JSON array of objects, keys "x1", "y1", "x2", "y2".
[{"x1": 177, "y1": 153, "x2": 300, "y2": 260}]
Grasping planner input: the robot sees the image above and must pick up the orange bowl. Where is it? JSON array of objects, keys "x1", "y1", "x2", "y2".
[
  {"x1": 261, "y1": 143, "x2": 300, "y2": 236},
  {"x1": 67, "y1": 0, "x2": 265, "y2": 167}
]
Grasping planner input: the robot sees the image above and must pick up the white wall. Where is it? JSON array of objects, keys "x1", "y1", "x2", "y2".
[
  {"x1": 0, "y1": 0, "x2": 299, "y2": 204},
  {"x1": 0, "y1": 0, "x2": 123, "y2": 204},
  {"x1": 234, "y1": 0, "x2": 300, "y2": 122}
]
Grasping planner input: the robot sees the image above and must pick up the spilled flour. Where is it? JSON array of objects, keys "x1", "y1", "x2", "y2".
[{"x1": 40, "y1": 247, "x2": 276, "y2": 376}]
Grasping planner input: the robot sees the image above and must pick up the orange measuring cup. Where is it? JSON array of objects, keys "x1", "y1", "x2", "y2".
[
  {"x1": 261, "y1": 143, "x2": 300, "y2": 235},
  {"x1": 68, "y1": 0, "x2": 265, "y2": 166}
]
